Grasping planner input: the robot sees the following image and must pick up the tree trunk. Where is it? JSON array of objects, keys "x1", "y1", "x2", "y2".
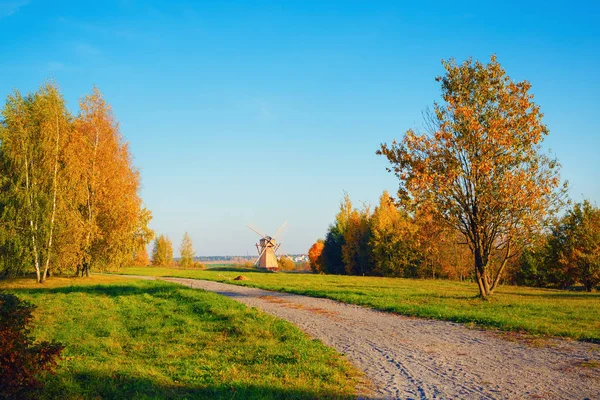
[
  {"x1": 41, "y1": 113, "x2": 60, "y2": 283},
  {"x1": 489, "y1": 242, "x2": 512, "y2": 295},
  {"x1": 474, "y1": 247, "x2": 490, "y2": 298},
  {"x1": 24, "y1": 155, "x2": 42, "y2": 283},
  {"x1": 476, "y1": 276, "x2": 487, "y2": 299},
  {"x1": 83, "y1": 128, "x2": 100, "y2": 275}
]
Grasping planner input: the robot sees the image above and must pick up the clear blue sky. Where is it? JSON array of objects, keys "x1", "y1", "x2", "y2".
[{"x1": 1, "y1": 1, "x2": 599, "y2": 256}]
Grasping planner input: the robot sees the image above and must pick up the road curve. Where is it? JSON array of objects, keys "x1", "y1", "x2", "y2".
[{"x1": 132, "y1": 275, "x2": 600, "y2": 399}]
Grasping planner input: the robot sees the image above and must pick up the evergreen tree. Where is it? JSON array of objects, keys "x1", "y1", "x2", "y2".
[
  {"x1": 322, "y1": 193, "x2": 352, "y2": 274},
  {"x1": 342, "y1": 205, "x2": 373, "y2": 276}
]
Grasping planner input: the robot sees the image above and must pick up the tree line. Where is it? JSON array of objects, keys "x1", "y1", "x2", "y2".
[
  {"x1": 0, "y1": 82, "x2": 154, "y2": 282},
  {"x1": 309, "y1": 56, "x2": 599, "y2": 296},
  {"x1": 141, "y1": 232, "x2": 203, "y2": 268},
  {"x1": 308, "y1": 191, "x2": 472, "y2": 280},
  {"x1": 309, "y1": 192, "x2": 599, "y2": 291},
  {"x1": 516, "y1": 200, "x2": 600, "y2": 291}
]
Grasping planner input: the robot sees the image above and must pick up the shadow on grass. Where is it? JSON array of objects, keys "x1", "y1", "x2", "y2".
[
  {"x1": 407, "y1": 292, "x2": 480, "y2": 301},
  {"x1": 7, "y1": 279, "x2": 314, "y2": 303},
  {"x1": 44, "y1": 371, "x2": 348, "y2": 400},
  {"x1": 8, "y1": 282, "x2": 180, "y2": 298},
  {"x1": 497, "y1": 290, "x2": 600, "y2": 299}
]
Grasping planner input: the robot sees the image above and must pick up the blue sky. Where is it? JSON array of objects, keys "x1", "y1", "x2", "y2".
[{"x1": 1, "y1": 1, "x2": 599, "y2": 256}]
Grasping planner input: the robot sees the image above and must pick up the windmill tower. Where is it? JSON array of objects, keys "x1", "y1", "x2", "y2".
[{"x1": 248, "y1": 221, "x2": 287, "y2": 271}]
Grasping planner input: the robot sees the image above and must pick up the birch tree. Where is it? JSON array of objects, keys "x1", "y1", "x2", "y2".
[
  {"x1": 0, "y1": 83, "x2": 71, "y2": 283},
  {"x1": 74, "y1": 88, "x2": 144, "y2": 274},
  {"x1": 152, "y1": 235, "x2": 173, "y2": 267},
  {"x1": 179, "y1": 232, "x2": 195, "y2": 268}
]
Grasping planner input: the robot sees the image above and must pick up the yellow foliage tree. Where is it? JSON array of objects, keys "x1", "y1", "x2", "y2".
[
  {"x1": 342, "y1": 204, "x2": 372, "y2": 276},
  {"x1": 378, "y1": 56, "x2": 565, "y2": 297},
  {"x1": 133, "y1": 247, "x2": 150, "y2": 267},
  {"x1": 0, "y1": 83, "x2": 72, "y2": 282},
  {"x1": 74, "y1": 88, "x2": 148, "y2": 274},
  {"x1": 277, "y1": 256, "x2": 295, "y2": 271},
  {"x1": 370, "y1": 191, "x2": 420, "y2": 277},
  {"x1": 179, "y1": 232, "x2": 196, "y2": 268},
  {"x1": 151, "y1": 235, "x2": 173, "y2": 267}
]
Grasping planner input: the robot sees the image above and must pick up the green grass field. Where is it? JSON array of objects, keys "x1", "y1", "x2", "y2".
[
  {"x1": 0, "y1": 276, "x2": 362, "y2": 399},
  {"x1": 119, "y1": 267, "x2": 600, "y2": 342}
]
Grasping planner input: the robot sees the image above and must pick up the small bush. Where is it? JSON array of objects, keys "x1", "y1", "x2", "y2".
[
  {"x1": 277, "y1": 257, "x2": 296, "y2": 271},
  {"x1": 0, "y1": 293, "x2": 63, "y2": 399}
]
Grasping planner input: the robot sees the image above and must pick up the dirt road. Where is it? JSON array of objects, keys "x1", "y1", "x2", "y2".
[{"x1": 137, "y1": 276, "x2": 600, "y2": 399}]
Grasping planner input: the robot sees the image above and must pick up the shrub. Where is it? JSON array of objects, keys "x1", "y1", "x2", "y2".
[
  {"x1": 277, "y1": 257, "x2": 296, "y2": 271},
  {"x1": 0, "y1": 293, "x2": 63, "y2": 399}
]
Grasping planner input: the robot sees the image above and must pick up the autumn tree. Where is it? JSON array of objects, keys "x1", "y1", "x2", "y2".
[
  {"x1": 322, "y1": 193, "x2": 353, "y2": 274},
  {"x1": 308, "y1": 240, "x2": 325, "y2": 273},
  {"x1": 133, "y1": 246, "x2": 150, "y2": 267},
  {"x1": 0, "y1": 83, "x2": 151, "y2": 280},
  {"x1": 370, "y1": 191, "x2": 420, "y2": 277},
  {"x1": 151, "y1": 235, "x2": 173, "y2": 267},
  {"x1": 277, "y1": 256, "x2": 295, "y2": 271},
  {"x1": 51, "y1": 112, "x2": 88, "y2": 277},
  {"x1": 556, "y1": 201, "x2": 600, "y2": 291},
  {"x1": 179, "y1": 232, "x2": 196, "y2": 268},
  {"x1": 435, "y1": 230, "x2": 472, "y2": 281},
  {"x1": 378, "y1": 56, "x2": 565, "y2": 298},
  {"x1": 0, "y1": 83, "x2": 72, "y2": 283},
  {"x1": 130, "y1": 207, "x2": 155, "y2": 265},
  {"x1": 342, "y1": 204, "x2": 373, "y2": 276},
  {"x1": 74, "y1": 88, "x2": 148, "y2": 275}
]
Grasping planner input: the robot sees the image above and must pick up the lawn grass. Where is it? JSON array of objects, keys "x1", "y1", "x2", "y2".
[
  {"x1": 0, "y1": 276, "x2": 362, "y2": 399},
  {"x1": 118, "y1": 267, "x2": 600, "y2": 342}
]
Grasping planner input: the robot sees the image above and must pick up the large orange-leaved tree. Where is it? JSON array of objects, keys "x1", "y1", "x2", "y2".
[{"x1": 378, "y1": 56, "x2": 565, "y2": 298}]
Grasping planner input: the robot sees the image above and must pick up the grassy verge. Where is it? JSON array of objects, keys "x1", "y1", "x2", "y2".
[
  {"x1": 0, "y1": 276, "x2": 362, "y2": 399},
  {"x1": 118, "y1": 267, "x2": 600, "y2": 342}
]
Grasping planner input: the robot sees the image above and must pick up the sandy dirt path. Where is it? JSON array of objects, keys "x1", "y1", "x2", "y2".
[{"x1": 128, "y1": 275, "x2": 600, "y2": 399}]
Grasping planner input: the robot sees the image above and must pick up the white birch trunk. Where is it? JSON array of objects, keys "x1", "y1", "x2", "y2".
[{"x1": 41, "y1": 112, "x2": 60, "y2": 282}]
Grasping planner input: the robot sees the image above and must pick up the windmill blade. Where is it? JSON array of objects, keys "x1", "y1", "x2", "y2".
[
  {"x1": 253, "y1": 244, "x2": 268, "y2": 266},
  {"x1": 272, "y1": 220, "x2": 288, "y2": 241},
  {"x1": 247, "y1": 225, "x2": 266, "y2": 238},
  {"x1": 275, "y1": 244, "x2": 290, "y2": 260}
]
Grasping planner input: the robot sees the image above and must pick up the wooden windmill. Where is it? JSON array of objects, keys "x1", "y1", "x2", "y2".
[{"x1": 248, "y1": 221, "x2": 287, "y2": 271}]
